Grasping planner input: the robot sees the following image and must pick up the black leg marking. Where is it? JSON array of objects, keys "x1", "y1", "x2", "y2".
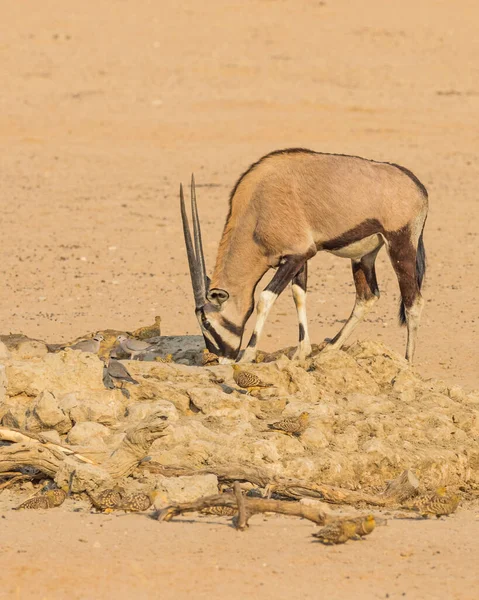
[
  {"x1": 292, "y1": 262, "x2": 308, "y2": 292},
  {"x1": 246, "y1": 332, "x2": 258, "y2": 349},
  {"x1": 299, "y1": 323, "x2": 305, "y2": 342}
]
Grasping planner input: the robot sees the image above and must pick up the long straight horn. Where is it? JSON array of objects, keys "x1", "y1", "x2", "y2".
[
  {"x1": 180, "y1": 183, "x2": 206, "y2": 309},
  {"x1": 190, "y1": 174, "x2": 210, "y2": 292}
]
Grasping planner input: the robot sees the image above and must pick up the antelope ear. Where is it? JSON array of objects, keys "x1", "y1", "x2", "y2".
[{"x1": 207, "y1": 288, "x2": 229, "y2": 306}]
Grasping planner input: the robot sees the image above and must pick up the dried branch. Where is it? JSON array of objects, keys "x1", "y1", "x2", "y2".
[
  {"x1": 0, "y1": 427, "x2": 96, "y2": 465},
  {"x1": 142, "y1": 462, "x2": 418, "y2": 508},
  {"x1": 154, "y1": 493, "x2": 328, "y2": 526},
  {"x1": 233, "y1": 481, "x2": 248, "y2": 530}
]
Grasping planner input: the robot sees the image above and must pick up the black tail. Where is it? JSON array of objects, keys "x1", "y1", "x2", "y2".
[{"x1": 399, "y1": 230, "x2": 426, "y2": 325}]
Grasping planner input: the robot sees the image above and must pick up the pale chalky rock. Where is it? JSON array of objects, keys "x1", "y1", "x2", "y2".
[
  {"x1": 30, "y1": 390, "x2": 72, "y2": 434},
  {"x1": 39, "y1": 429, "x2": 63, "y2": 444},
  {"x1": 154, "y1": 474, "x2": 218, "y2": 505},
  {"x1": 55, "y1": 458, "x2": 112, "y2": 494},
  {"x1": 186, "y1": 387, "x2": 246, "y2": 414},
  {"x1": 0, "y1": 341, "x2": 11, "y2": 361},
  {"x1": 300, "y1": 425, "x2": 330, "y2": 450},
  {"x1": 67, "y1": 422, "x2": 112, "y2": 446},
  {"x1": 346, "y1": 340, "x2": 409, "y2": 387},
  {"x1": 0, "y1": 334, "x2": 48, "y2": 360},
  {"x1": 0, "y1": 364, "x2": 6, "y2": 403},
  {"x1": 59, "y1": 391, "x2": 124, "y2": 427},
  {"x1": 309, "y1": 350, "x2": 381, "y2": 396},
  {"x1": 124, "y1": 400, "x2": 179, "y2": 424},
  {"x1": 5, "y1": 350, "x2": 104, "y2": 397}
]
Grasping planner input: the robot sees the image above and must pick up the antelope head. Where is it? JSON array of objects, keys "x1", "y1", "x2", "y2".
[{"x1": 180, "y1": 176, "x2": 242, "y2": 360}]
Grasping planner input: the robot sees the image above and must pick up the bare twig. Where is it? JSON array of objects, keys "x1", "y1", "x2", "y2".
[{"x1": 233, "y1": 481, "x2": 248, "y2": 530}]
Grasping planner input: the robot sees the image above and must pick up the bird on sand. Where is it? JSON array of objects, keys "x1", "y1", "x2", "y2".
[
  {"x1": 117, "y1": 335, "x2": 157, "y2": 360},
  {"x1": 117, "y1": 491, "x2": 160, "y2": 512},
  {"x1": 266, "y1": 412, "x2": 310, "y2": 436},
  {"x1": 231, "y1": 364, "x2": 274, "y2": 394},
  {"x1": 406, "y1": 488, "x2": 460, "y2": 518},
  {"x1": 15, "y1": 489, "x2": 67, "y2": 510},
  {"x1": 70, "y1": 334, "x2": 104, "y2": 354},
  {"x1": 200, "y1": 505, "x2": 237, "y2": 517},
  {"x1": 87, "y1": 486, "x2": 126, "y2": 512},
  {"x1": 312, "y1": 520, "x2": 359, "y2": 545},
  {"x1": 340, "y1": 515, "x2": 376, "y2": 538}
]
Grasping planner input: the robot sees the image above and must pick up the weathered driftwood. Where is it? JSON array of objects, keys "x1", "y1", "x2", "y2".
[
  {"x1": 143, "y1": 462, "x2": 418, "y2": 508},
  {"x1": 0, "y1": 414, "x2": 170, "y2": 482},
  {"x1": 155, "y1": 490, "x2": 329, "y2": 528},
  {"x1": 0, "y1": 427, "x2": 95, "y2": 465},
  {"x1": 103, "y1": 413, "x2": 169, "y2": 479},
  {"x1": 0, "y1": 443, "x2": 64, "y2": 477}
]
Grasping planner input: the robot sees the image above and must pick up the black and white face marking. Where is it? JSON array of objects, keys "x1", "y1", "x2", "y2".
[{"x1": 196, "y1": 306, "x2": 242, "y2": 360}]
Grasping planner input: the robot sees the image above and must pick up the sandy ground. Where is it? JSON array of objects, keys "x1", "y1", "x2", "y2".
[
  {"x1": 1, "y1": 507, "x2": 479, "y2": 600},
  {"x1": 1, "y1": 0, "x2": 478, "y2": 598}
]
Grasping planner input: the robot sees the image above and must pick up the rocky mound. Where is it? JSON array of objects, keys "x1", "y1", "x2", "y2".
[{"x1": 1, "y1": 337, "x2": 478, "y2": 496}]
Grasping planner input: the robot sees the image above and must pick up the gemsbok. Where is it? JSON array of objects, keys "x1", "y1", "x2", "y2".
[{"x1": 180, "y1": 148, "x2": 427, "y2": 364}]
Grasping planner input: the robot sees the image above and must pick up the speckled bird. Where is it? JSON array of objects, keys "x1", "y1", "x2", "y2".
[
  {"x1": 130, "y1": 316, "x2": 162, "y2": 340},
  {"x1": 154, "y1": 354, "x2": 173, "y2": 363},
  {"x1": 47, "y1": 488, "x2": 68, "y2": 507},
  {"x1": 15, "y1": 489, "x2": 66, "y2": 510},
  {"x1": 118, "y1": 491, "x2": 159, "y2": 512},
  {"x1": 232, "y1": 364, "x2": 273, "y2": 393},
  {"x1": 15, "y1": 495, "x2": 51, "y2": 510},
  {"x1": 313, "y1": 520, "x2": 358, "y2": 545},
  {"x1": 202, "y1": 349, "x2": 219, "y2": 366},
  {"x1": 267, "y1": 411, "x2": 310, "y2": 436},
  {"x1": 408, "y1": 488, "x2": 460, "y2": 518},
  {"x1": 343, "y1": 514, "x2": 376, "y2": 538},
  {"x1": 200, "y1": 505, "x2": 237, "y2": 517},
  {"x1": 88, "y1": 486, "x2": 125, "y2": 511}
]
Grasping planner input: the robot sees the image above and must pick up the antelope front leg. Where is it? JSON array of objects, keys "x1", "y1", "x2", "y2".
[
  {"x1": 241, "y1": 255, "x2": 307, "y2": 363},
  {"x1": 291, "y1": 262, "x2": 312, "y2": 360}
]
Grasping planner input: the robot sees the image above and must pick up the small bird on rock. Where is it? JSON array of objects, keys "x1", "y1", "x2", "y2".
[
  {"x1": 232, "y1": 364, "x2": 274, "y2": 394},
  {"x1": 313, "y1": 520, "x2": 358, "y2": 545},
  {"x1": 267, "y1": 412, "x2": 310, "y2": 436},
  {"x1": 70, "y1": 334, "x2": 104, "y2": 354},
  {"x1": 154, "y1": 354, "x2": 173, "y2": 363},
  {"x1": 117, "y1": 490, "x2": 159, "y2": 512},
  {"x1": 202, "y1": 349, "x2": 219, "y2": 366},
  {"x1": 130, "y1": 316, "x2": 162, "y2": 340},
  {"x1": 407, "y1": 488, "x2": 460, "y2": 518},
  {"x1": 117, "y1": 335, "x2": 157, "y2": 360},
  {"x1": 107, "y1": 358, "x2": 139, "y2": 386}
]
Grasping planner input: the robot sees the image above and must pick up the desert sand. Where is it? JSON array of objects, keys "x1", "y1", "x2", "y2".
[{"x1": 1, "y1": 0, "x2": 478, "y2": 598}]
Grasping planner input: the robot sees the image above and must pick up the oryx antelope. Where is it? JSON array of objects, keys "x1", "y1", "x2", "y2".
[{"x1": 181, "y1": 148, "x2": 428, "y2": 364}]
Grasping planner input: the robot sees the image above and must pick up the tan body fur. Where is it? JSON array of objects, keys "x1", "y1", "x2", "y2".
[{"x1": 181, "y1": 149, "x2": 428, "y2": 364}]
